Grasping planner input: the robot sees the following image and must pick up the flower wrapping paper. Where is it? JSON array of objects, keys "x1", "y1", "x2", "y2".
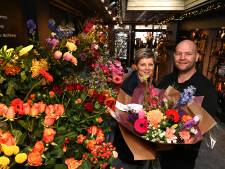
[{"x1": 110, "y1": 86, "x2": 217, "y2": 160}]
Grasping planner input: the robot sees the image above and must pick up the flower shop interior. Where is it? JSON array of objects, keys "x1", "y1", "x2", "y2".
[{"x1": 0, "y1": 0, "x2": 225, "y2": 169}]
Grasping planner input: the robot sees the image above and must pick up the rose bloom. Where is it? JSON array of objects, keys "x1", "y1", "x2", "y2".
[
  {"x1": 0, "y1": 103, "x2": 8, "y2": 116},
  {"x1": 37, "y1": 102, "x2": 46, "y2": 113},
  {"x1": 30, "y1": 103, "x2": 40, "y2": 117},
  {"x1": 28, "y1": 152, "x2": 42, "y2": 166},
  {"x1": 54, "y1": 104, "x2": 64, "y2": 118},
  {"x1": 44, "y1": 115, "x2": 56, "y2": 126},
  {"x1": 4, "y1": 106, "x2": 15, "y2": 121},
  {"x1": 10, "y1": 98, "x2": 25, "y2": 115},
  {"x1": 23, "y1": 103, "x2": 31, "y2": 115},
  {"x1": 65, "y1": 158, "x2": 82, "y2": 169},
  {"x1": 77, "y1": 134, "x2": 86, "y2": 144},
  {"x1": 45, "y1": 105, "x2": 55, "y2": 116},
  {"x1": 33, "y1": 141, "x2": 45, "y2": 154},
  {"x1": 75, "y1": 98, "x2": 82, "y2": 104},
  {"x1": 43, "y1": 128, "x2": 56, "y2": 143},
  {"x1": 0, "y1": 131, "x2": 16, "y2": 146}
]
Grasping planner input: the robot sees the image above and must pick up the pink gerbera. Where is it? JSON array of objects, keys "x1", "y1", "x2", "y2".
[{"x1": 134, "y1": 118, "x2": 148, "y2": 135}]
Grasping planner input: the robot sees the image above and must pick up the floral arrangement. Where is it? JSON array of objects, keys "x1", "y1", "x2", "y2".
[
  {"x1": 0, "y1": 17, "x2": 123, "y2": 168},
  {"x1": 114, "y1": 85, "x2": 204, "y2": 144}
]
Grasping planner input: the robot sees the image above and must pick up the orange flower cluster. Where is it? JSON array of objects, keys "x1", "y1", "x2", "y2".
[
  {"x1": 27, "y1": 141, "x2": 45, "y2": 166},
  {"x1": 65, "y1": 157, "x2": 82, "y2": 169},
  {"x1": 3, "y1": 63, "x2": 21, "y2": 76},
  {"x1": 0, "y1": 129, "x2": 16, "y2": 146}
]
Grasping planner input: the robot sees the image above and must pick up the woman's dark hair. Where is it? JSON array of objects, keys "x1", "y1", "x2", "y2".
[{"x1": 134, "y1": 48, "x2": 155, "y2": 64}]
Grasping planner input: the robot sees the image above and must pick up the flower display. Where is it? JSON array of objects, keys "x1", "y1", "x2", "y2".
[{"x1": 0, "y1": 18, "x2": 121, "y2": 168}]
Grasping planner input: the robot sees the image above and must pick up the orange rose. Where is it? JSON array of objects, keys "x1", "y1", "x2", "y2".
[
  {"x1": 4, "y1": 106, "x2": 15, "y2": 121},
  {"x1": 37, "y1": 102, "x2": 46, "y2": 113},
  {"x1": 28, "y1": 152, "x2": 42, "y2": 166},
  {"x1": 44, "y1": 115, "x2": 56, "y2": 126},
  {"x1": 33, "y1": 141, "x2": 45, "y2": 154},
  {"x1": 0, "y1": 131, "x2": 16, "y2": 146},
  {"x1": 65, "y1": 158, "x2": 82, "y2": 169},
  {"x1": 96, "y1": 117, "x2": 103, "y2": 123},
  {"x1": 87, "y1": 89, "x2": 94, "y2": 96},
  {"x1": 30, "y1": 103, "x2": 40, "y2": 117},
  {"x1": 45, "y1": 105, "x2": 55, "y2": 116},
  {"x1": 0, "y1": 103, "x2": 8, "y2": 116},
  {"x1": 75, "y1": 98, "x2": 82, "y2": 104},
  {"x1": 23, "y1": 103, "x2": 31, "y2": 115},
  {"x1": 43, "y1": 128, "x2": 56, "y2": 143},
  {"x1": 54, "y1": 104, "x2": 64, "y2": 118}
]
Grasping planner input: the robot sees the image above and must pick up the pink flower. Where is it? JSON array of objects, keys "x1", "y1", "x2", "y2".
[
  {"x1": 54, "y1": 104, "x2": 64, "y2": 118},
  {"x1": 179, "y1": 130, "x2": 191, "y2": 141},
  {"x1": 134, "y1": 118, "x2": 148, "y2": 135},
  {"x1": 30, "y1": 103, "x2": 40, "y2": 117},
  {"x1": 165, "y1": 127, "x2": 177, "y2": 143},
  {"x1": 45, "y1": 105, "x2": 55, "y2": 116},
  {"x1": 138, "y1": 110, "x2": 145, "y2": 119},
  {"x1": 37, "y1": 102, "x2": 46, "y2": 113},
  {"x1": 63, "y1": 52, "x2": 73, "y2": 61}
]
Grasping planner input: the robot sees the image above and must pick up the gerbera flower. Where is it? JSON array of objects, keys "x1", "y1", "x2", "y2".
[
  {"x1": 10, "y1": 98, "x2": 24, "y2": 115},
  {"x1": 4, "y1": 64, "x2": 21, "y2": 76},
  {"x1": 134, "y1": 118, "x2": 148, "y2": 135},
  {"x1": 39, "y1": 69, "x2": 53, "y2": 82},
  {"x1": 146, "y1": 109, "x2": 164, "y2": 128},
  {"x1": 166, "y1": 109, "x2": 180, "y2": 123},
  {"x1": 112, "y1": 74, "x2": 123, "y2": 85}
]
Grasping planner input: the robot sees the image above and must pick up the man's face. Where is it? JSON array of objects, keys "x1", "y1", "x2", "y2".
[{"x1": 174, "y1": 41, "x2": 198, "y2": 72}]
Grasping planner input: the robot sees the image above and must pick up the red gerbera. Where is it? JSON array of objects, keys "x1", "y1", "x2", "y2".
[
  {"x1": 134, "y1": 118, "x2": 148, "y2": 135},
  {"x1": 10, "y1": 98, "x2": 25, "y2": 115},
  {"x1": 166, "y1": 109, "x2": 180, "y2": 123}
]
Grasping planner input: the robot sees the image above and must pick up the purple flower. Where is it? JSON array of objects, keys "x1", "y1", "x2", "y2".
[
  {"x1": 182, "y1": 116, "x2": 200, "y2": 129},
  {"x1": 128, "y1": 112, "x2": 139, "y2": 122},
  {"x1": 46, "y1": 38, "x2": 59, "y2": 48},
  {"x1": 26, "y1": 19, "x2": 36, "y2": 34},
  {"x1": 175, "y1": 85, "x2": 196, "y2": 107},
  {"x1": 48, "y1": 19, "x2": 56, "y2": 32}
]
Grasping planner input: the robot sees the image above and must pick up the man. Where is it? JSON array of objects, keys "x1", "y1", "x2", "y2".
[{"x1": 158, "y1": 39, "x2": 220, "y2": 169}]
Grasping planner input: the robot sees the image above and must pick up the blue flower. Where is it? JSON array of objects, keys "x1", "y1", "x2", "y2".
[
  {"x1": 175, "y1": 85, "x2": 196, "y2": 108},
  {"x1": 26, "y1": 19, "x2": 36, "y2": 34}
]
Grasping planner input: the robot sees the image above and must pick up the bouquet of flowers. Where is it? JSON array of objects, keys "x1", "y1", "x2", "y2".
[{"x1": 111, "y1": 85, "x2": 216, "y2": 145}]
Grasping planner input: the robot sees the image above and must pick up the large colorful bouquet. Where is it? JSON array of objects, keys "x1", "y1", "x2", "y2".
[{"x1": 112, "y1": 84, "x2": 216, "y2": 145}]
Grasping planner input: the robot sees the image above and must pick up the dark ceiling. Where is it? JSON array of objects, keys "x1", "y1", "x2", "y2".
[{"x1": 49, "y1": 0, "x2": 225, "y2": 25}]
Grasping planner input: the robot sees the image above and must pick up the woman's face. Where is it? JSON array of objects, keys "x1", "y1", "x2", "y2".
[{"x1": 136, "y1": 57, "x2": 154, "y2": 81}]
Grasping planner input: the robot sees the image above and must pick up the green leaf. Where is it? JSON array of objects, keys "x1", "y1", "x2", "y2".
[
  {"x1": 94, "y1": 102, "x2": 101, "y2": 110},
  {"x1": 79, "y1": 160, "x2": 92, "y2": 169},
  {"x1": 17, "y1": 120, "x2": 29, "y2": 130},
  {"x1": 50, "y1": 146, "x2": 64, "y2": 158},
  {"x1": 20, "y1": 71, "x2": 27, "y2": 82},
  {"x1": 11, "y1": 129, "x2": 22, "y2": 143},
  {"x1": 6, "y1": 80, "x2": 16, "y2": 96},
  {"x1": 54, "y1": 164, "x2": 67, "y2": 169}
]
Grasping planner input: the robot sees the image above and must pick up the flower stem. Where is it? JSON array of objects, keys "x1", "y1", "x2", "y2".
[{"x1": 24, "y1": 78, "x2": 44, "y2": 102}]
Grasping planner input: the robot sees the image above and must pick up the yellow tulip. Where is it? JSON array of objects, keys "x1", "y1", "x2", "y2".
[
  {"x1": 0, "y1": 156, "x2": 10, "y2": 167},
  {"x1": 15, "y1": 153, "x2": 27, "y2": 164},
  {"x1": 1, "y1": 145, "x2": 14, "y2": 156},
  {"x1": 12, "y1": 145, "x2": 20, "y2": 155}
]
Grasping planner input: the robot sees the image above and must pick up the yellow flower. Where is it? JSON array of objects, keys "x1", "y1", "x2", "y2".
[
  {"x1": 66, "y1": 41, "x2": 77, "y2": 52},
  {"x1": 1, "y1": 145, "x2": 14, "y2": 156},
  {"x1": 19, "y1": 45, "x2": 33, "y2": 56},
  {"x1": 12, "y1": 145, "x2": 20, "y2": 155},
  {"x1": 30, "y1": 59, "x2": 48, "y2": 78},
  {"x1": 146, "y1": 109, "x2": 164, "y2": 128},
  {"x1": 15, "y1": 153, "x2": 27, "y2": 164},
  {"x1": 0, "y1": 156, "x2": 10, "y2": 167}
]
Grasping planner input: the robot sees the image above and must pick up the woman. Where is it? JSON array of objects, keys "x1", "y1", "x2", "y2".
[{"x1": 112, "y1": 48, "x2": 159, "y2": 169}]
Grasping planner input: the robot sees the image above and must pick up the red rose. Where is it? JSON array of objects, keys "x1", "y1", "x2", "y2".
[
  {"x1": 84, "y1": 102, "x2": 94, "y2": 112},
  {"x1": 97, "y1": 94, "x2": 105, "y2": 104}
]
